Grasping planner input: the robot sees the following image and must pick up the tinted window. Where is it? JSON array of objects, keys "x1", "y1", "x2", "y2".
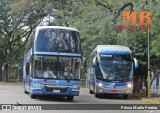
[
  {"x1": 99, "y1": 54, "x2": 133, "y2": 82},
  {"x1": 33, "y1": 56, "x2": 81, "y2": 80},
  {"x1": 35, "y1": 29, "x2": 80, "y2": 53}
]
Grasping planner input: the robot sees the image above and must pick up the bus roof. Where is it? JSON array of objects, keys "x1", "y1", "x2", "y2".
[
  {"x1": 91, "y1": 45, "x2": 132, "y2": 55},
  {"x1": 36, "y1": 26, "x2": 79, "y2": 32}
]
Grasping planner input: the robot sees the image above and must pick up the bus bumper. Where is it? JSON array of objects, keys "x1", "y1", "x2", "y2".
[
  {"x1": 30, "y1": 87, "x2": 80, "y2": 96},
  {"x1": 95, "y1": 85, "x2": 133, "y2": 94}
]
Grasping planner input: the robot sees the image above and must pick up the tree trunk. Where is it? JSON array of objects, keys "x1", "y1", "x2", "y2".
[
  {"x1": 2, "y1": 63, "x2": 9, "y2": 82},
  {"x1": 133, "y1": 67, "x2": 141, "y2": 93},
  {"x1": 133, "y1": 75, "x2": 141, "y2": 93},
  {"x1": 5, "y1": 64, "x2": 9, "y2": 82},
  {"x1": 0, "y1": 63, "x2": 2, "y2": 81},
  {"x1": 0, "y1": 55, "x2": 3, "y2": 81},
  {"x1": 19, "y1": 68, "x2": 23, "y2": 82},
  {"x1": 151, "y1": 67, "x2": 158, "y2": 86},
  {"x1": 133, "y1": 64, "x2": 147, "y2": 93}
]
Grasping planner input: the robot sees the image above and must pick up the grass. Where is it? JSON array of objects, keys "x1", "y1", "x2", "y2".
[{"x1": 0, "y1": 81, "x2": 18, "y2": 85}]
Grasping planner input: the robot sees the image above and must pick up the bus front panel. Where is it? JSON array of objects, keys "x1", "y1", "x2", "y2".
[{"x1": 95, "y1": 79, "x2": 133, "y2": 94}]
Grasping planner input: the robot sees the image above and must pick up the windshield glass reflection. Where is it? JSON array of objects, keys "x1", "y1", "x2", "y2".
[
  {"x1": 35, "y1": 28, "x2": 80, "y2": 53},
  {"x1": 33, "y1": 56, "x2": 81, "y2": 80},
  {"x1": 99, "y1": 54, "x2": 132, "y2": 81}
]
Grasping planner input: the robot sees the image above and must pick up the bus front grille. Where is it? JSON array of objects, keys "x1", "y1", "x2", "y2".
[{"x1": 45, "y1": 86, "x2": 68, "y2": 93}]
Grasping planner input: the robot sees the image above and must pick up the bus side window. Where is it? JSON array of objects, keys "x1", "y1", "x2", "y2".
[{"x1": 26, "y1": 63, "x2": 29, "y2": 76}]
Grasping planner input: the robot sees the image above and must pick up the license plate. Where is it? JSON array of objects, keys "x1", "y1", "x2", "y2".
[
  {"x1": 53, "y1": 90, "x2": 60, "y2": 93},
  {"x1": 112, "y1": 90, "x2": 118, "y2": 93}
]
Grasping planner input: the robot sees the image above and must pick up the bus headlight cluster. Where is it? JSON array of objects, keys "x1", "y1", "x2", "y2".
[
  {"x1": 127, "y1": 83, "x2": 132, "y2": 88},
  {"x1": 97, "y1": 82, "x2": 103, "y2": 87},
  {"x1": 32, "y1": 82, "x2": 44, "y2": 87},
  {"x1": 71, "y1": 84, "x2": 80, "y2": 88}
]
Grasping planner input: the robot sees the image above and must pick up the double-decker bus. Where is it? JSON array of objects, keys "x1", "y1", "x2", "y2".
[
  {"x1": 88, "y1": 45, "x2": 138, "y2": 99},
  {"x1": 23, "y1": 26, "x2": 82, "y2": 100}
]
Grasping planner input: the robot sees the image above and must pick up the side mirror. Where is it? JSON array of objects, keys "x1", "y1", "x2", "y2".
[
  {"x1": 133, "y1": 58, "x2": 138, "y2": 69},
  {"x1": 93, "y1": 57, "x2": 96, "y2": 67}
]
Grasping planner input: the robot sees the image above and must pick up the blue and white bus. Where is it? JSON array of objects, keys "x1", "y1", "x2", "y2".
[
  {"x1": 23, "y1": 26, "x2": 82, "y2": 100},
  {"x1": 88, "y1": 45, "x2": 138, "y2": 99}
]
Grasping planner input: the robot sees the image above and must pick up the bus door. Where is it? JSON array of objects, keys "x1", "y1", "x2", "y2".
[
  {"x1": 25, "y1": 62, "x2": 32, "y2": 92},
  {"x1": 91, "y1": 57, "x2": 96, "y2": 91}
]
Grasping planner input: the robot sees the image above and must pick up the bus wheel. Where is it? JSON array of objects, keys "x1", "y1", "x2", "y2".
[
  {"x1": 95, "y1": 93, "x2": 100, "y2": 98},
  {"x1": 123, "y1": 94, "x2": 128, "y2": 99},
  {"x1": 90, "y1": 90, "x2": 94, "y2": 94},
  {"x1": 67, "y1": 96, "x2": 74, "y2": 101},
  {"x1": 30, "y1": 93, "x2": 36, "y2": 99},
  {"x1": 24, "y1": 90, "x2": 28, "y2": 94},
  {"x1": 23, "y1": 83, "x2": 28, "y2": 94}
]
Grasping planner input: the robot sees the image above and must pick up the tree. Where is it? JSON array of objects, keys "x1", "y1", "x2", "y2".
[
  {"x1": 0, "y1": 0, "x2": 47, "y2": 81},
  {"x1": 70, "y1": 0, "x2": 160, "y2": 92},
  {"x1": 0, "y1": 0, "x2": 82, "y2": 81},
  {"x1": 1, "y1": 0, "x2": 160, "y2": 90}
]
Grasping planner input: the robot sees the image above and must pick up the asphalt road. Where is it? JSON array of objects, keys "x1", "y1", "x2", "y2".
[{"x1": 0, "y1": 83, "x2": 159, "y2": 113}]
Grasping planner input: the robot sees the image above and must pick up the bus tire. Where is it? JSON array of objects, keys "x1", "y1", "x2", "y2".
[
  {"x1": 123, "y1": 94, "x2": 128, "y2": 99},
  {"x1": 95, "y1": 93, "x2": 100, "y2": 98},
  {"x1": 30, "y1": 93, "x2": 36, "y2": 99},
  {"x1": 24, "y1": 90, "x2": 28, "y2": 94},
  {"x1": 23, "y1": 83, "x2": 28, "y2": 94},
  {"x1": 67, "y1": 96, "x2": 74, "y2": 101},
  {"x1": 90, "y1": 90, "x2": 94, "y2": 94}
]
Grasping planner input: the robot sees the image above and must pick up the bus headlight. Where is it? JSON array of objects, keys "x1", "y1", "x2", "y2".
[
  {"x1": 32, "y1": 82, "x2": 44, "y2": 87},
  {"x1": 127, "y1": 83, "x2": 132, "y2": 88},
  {"x1": 97, "y1": 82, "x2": 103, "y2": 87},
  {"x1": 71, "y1": 84, "x2": 80, "y2": 88}
]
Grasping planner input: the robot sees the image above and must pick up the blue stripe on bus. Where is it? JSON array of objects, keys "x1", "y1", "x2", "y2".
[
  {"x1": 99, "y1": 50, "x2": 131, "y2": 54},
  {"x1": 34, "y1": 52, "x2": 81, "y2": 57},
  {"x1": 31, "y1": 78, "x2": 80, "y2": 85}
]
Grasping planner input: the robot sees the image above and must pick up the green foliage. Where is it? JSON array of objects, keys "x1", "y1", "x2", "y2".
[
  {"x1": 0, "y1": 0, "x2": 45, "y2": 67},
  {"x1": 68, "y1": 0, "x2": 160, "y2": 83},
  {"x1": 1, "y1": 0, "x2": 160, "y2": 82},
  {"x1": 71, "y1": 0, "x2": 160, "y2": 63},
  {"x1": 151, "y1": 35, "x2": 160, "y2": 57}
]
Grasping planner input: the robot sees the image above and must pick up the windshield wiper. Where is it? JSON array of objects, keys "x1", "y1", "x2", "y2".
[{"x1": 44, "y1": 78, "x2": 48, "y2": 82}]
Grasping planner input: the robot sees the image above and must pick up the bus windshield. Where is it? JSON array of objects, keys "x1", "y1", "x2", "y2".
[
  {"x1": 35, "y1": 28, "x2": 80, "y2": 53},
  {"x1": 99, "y1": 54, "x2": 132, "y2": 82},
  {"x1": 33, "y1": 56, "x2": 81, "y2": 80}
]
